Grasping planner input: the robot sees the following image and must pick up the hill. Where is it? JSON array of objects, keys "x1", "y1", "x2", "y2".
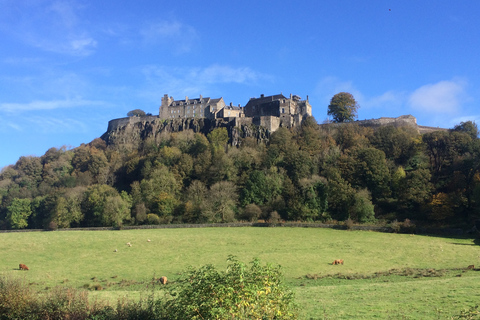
[{"x1": 0, "y1": 111, "x2": 479, "y2": 231}]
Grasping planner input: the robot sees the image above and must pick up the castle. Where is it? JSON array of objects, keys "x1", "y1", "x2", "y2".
[
  {"x1": 159, "y1": 93, "x2": 312, "y2": 132},
  {"x1": 104, "y1": 93, "x2": 446, "y2": 144}
]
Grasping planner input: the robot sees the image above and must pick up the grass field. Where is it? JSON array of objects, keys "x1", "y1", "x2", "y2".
[{"x1": 1, "y1": 227, "x2": 479, "y2": 319}]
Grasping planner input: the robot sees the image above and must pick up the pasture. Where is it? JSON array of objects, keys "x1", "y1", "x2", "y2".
[{"x1": 1, "y1": 227, "x2": 479, "y2": 319}]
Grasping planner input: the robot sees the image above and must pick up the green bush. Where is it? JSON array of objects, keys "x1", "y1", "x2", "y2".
[
  {"x1": 166, "y1": 256, "x2": 297, "y2": 319},
  {"x1": 146, "y1": 214, "x2": 161, "y2": 225}
]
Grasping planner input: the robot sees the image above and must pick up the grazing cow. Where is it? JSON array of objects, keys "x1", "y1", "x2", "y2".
[
  {"x1": 159, "y1": 276, "x2": 167, "y2": 285},
  {"x1": 126, "y1": 242, "x2": 132, "y2": 247},
  {"x1": 332, "y1": 259, "x2": 344, "y2": 265},
  {"x1": 467, "y1": 265, "x2": 475, "y2": 270},
  {"x1": 19, "y1": 264, "x2": 29, "y2": 270}
]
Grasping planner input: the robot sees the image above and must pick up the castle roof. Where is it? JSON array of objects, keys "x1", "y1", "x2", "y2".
[{"x1": 247, "y1": 94, "x2": 287, "y2": 105}]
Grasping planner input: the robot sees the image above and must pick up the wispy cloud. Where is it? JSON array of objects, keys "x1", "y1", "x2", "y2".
[
  {"x1": 314, "y1": 76, "x2": 365, "y2": 104},
  {"x1": 27, "y1": 115, "x2": 89, "y2": 133},
  {"x1": 140, "y1": 20, "x2": 199, "y2": 54},
  {"x1": 0, "y1": 99, "x2": 104, "y2": 113},
  {"x1": 138, "y1": 64, "x2": 272, "y2": 101},
  {"x1": 0, "y1": 0, "x2": 97, "y2": 56},
  {"x1": 191, "y1": 64, "x2": 268, "y2": 84},
  {"x1": 408, "y1": 78, "x2": 468, "y2": 114}
]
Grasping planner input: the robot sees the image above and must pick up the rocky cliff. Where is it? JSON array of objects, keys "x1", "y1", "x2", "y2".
[{"x1": 101, "y1": 116, "x2": 271, "y2": 149}]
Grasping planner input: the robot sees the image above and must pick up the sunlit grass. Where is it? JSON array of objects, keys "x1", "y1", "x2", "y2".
[{"x1": 1, "y1": 227, "x2": 479, "y2": 318}]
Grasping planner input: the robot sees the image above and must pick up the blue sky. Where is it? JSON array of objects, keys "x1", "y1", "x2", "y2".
[{"x1": 1, "y1": 0, "x2": 480, "y2": 168}]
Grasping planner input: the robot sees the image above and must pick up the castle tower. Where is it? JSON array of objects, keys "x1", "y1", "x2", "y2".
[{"x1": 159, "y1": 94, "x2": 173, "y2": 119}]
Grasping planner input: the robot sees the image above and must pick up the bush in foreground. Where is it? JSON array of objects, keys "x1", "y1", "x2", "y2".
[{"x1": 166, "y1": 256, "x2": 297, "y2": 319}]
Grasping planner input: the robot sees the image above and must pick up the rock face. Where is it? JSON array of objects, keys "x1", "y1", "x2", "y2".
[{"x1": 101, "y1": 116, "x2": 272, "y2": 149}]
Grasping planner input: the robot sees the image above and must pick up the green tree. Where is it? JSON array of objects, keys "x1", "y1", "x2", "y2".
[
  {"x1": 127, "y1": 109, "x2": 146, "y2": 117},
  {"x1": 207, "y1": 127, "x2": 229, "y2": 152},
  {"x1": 327, "y1": 92, "x2": 359, "y2": 123},
  {"x1": 297, "y1": 175, "x2": 329, "y2": 221},
  {"x1": 452, "y1": 120, "x2": 479, "y2": 140},
  {"x1": 350, "y1": 189, "x2": 376, "y2": 223},
  {"x1": 82, "y1": 184, "x2": 131, "y2": 227},
  {"x1": 6, "y1": 198, "x2": 32, "y2": 229},
  {"x1": 349, "y1": 147, "x2": 391, "y2": 201},
  {"x1": 370, "y1": 125, "x2": 418, "y2": 165},
  {"x1": 240, "y1": 170, "x2": 282, "y2": 206},
  {"x1": 46, "y1": 187, "x2": 85, "y2": 228}
]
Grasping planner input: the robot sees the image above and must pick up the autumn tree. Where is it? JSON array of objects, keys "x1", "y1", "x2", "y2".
[{"x1": 327, "y1": 92, "x2": 359, "y2": 123}]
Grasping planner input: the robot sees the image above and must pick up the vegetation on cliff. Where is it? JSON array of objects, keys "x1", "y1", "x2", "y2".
[{"x1": 0, "y1": 117, "x2": 479, "y2": 230}]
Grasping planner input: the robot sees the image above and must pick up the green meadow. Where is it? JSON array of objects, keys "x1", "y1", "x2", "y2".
[{"x1": 1, "y1": 227, "x2": 479, "y2": 319}]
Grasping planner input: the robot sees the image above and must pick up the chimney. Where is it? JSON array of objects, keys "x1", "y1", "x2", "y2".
[{"x1": 260, "y1": 94, "x2": 264, "y2": 98}]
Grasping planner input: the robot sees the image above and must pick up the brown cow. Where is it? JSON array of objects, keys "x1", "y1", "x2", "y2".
[
  {"x1": 332, "y1": 259, "x2": 344, "y2": 265},
  {"x1": 467, "y1": 265, "x2": 475, "y2": 270},
  {"x1": 159, "y1": 276, "x2": 167, "y2": 285},
  {"x1": 19, "y1": 264, "x2": 29, "y2": 270}
]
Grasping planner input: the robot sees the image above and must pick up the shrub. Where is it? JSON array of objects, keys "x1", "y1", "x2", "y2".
[
  {"x1": 0, "y1": 276, "x2": 37, "y2": 319},
  {"x1": 166, "y1": 256, "x2": 297, "y2": 319},
  {"x1": 390, "y1": 219, "x2": 401, "y2": 233},
  {"x1": 345, "y1": 218, "x2": 354, "y2": 230},
  {"x1": 269, "y1": 211, "x2": 282, "y2": 226},
  {"x1": 146, "y1": 214, "x2": 161, "y2": 225},
  {"x1": 47, "y1": 221, "x2": 58, "y2": 231},
  {"x1": 402, "y1": 218, "x2": 416, "y2": 233},
  {"x1": 242, "y1": 204, "x2": 262, "y2": 222}
]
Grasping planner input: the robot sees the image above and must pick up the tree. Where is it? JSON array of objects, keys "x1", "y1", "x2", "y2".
[
  {"x1": 82, "y1": 184, "x2": 131, "y2": 227},
  {"x1": 6, "y1": 198, "x2": 32, "y2": 229},
  {"x1": 452, "y1": 121, "x2": 479, "y2": 140},
  {"x1": 350, "y1": 189, "x2": 376, "y2": 223},
  {"x1": 127, "y1": 109, "x2": 146, "y2": 117},
  {"x1": 327, "y1": 92, "x2": 359, "y2": 123},
  {"x1": 203, "y1": 181, "x2": 238, "y2": 222},
  {"x1": 297, "y1": 175, "x2": 329, "y2": 221}
]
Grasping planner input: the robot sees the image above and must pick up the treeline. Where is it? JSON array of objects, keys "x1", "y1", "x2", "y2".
[{"x1": 1, "y1": 117, "x2": 479, "y2": 230}]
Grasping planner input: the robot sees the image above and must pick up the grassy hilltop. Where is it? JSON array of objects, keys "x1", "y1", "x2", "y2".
[{"x1": 1, "y1": 227, "x2": 479, "y2": 319}]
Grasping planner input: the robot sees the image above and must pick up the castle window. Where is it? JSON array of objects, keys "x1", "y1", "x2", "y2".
[{"x1": 282, "y1": 108, "x2": 285, "y2": 113}]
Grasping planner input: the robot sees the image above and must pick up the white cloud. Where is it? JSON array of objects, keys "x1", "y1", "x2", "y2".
[
  {"x1": 0, "y1": 0, "x2": 97, "y2": 56},
  {"x1": 191, "y1": 64, "x2": 268, "y2": 84},
  {"x1": 314, "y1": 76, "x2": 365, "y2": 105},
  {"x1": 366, "y1": 91, "x2": 405, "y2": 108},
  {"x1": 27, "y1": 115, "x2": 89, "y2": 133},
  {"x1": 0, "y1": 99, "x2": 104, "y2": 113},
  {"x1": 138, "y1": 64, "x2": 272, "y2": 101},
  {"x1": 408, "y1": 79, "x2": 467, "y2": 114},
  {"x1": 140, "y1": 20, "x2": 199, "y2": 54}
]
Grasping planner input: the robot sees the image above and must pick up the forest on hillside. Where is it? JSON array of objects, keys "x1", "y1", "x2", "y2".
[{"x1": 1, "y1": 116, "x2": 479, "y2": 230}]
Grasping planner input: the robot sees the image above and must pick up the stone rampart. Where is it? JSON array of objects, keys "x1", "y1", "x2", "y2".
[
  {"x1": 355, "y1": 115, "x2": 417, "y2": 128},
  {"x1": 106, "y1": 115, "x2": 159, "y2": 133}
]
